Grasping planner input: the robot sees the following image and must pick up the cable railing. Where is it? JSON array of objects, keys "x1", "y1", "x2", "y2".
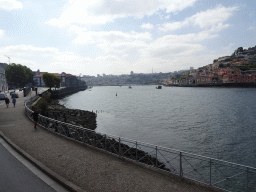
[{"x1": 25, "y1": 95, "x2": 256, "y2": 192}]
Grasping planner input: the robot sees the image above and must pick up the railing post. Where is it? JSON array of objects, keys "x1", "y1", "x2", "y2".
[
  {"x1": 155, "y1": 146, "x2": 158, "y2": 168},
  {"x1": 104, "y1": 134, "x2": 107, "y2": 150},
  {"x1": 247, "y1": 167, "x2": 249, "y2": 192},
  {"x1": 82, "y1": 130, "x2": 85, "y2": 143},
  {"x1": 136, "y1": 142, "x2": 138, "y2": 161},
  {"x1": 93, "y1": 132, "x2": 95, "y2": 146},
  {"x1": 119, "y1": 137, "x2": 121, "y2": 157},
  {"x1": 180, "y1": 152, "x2": 183, "y2": 178},
  {"x1": 210, "y1": 159, "x2": 212, "y2": 186}
]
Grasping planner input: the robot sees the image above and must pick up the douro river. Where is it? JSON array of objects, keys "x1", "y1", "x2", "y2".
[{"x1": 59, "y1": 85, "x2": 256, "y2": 167}]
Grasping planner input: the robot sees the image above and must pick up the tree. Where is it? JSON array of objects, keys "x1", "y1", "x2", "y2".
[
  {"x1": 42, "y1": 73, "x2": 61, "y2": 90},
  {"x1": 66, "y1": 76, "x2": 79, "y2": 87},
  {"x1": 5, "y1": 63, "x2": 34, "y2": 87},
  {"x1": 237, "y1": 47, "x2": 243, "y2": 52},
  {"x1": 54, "y1": 76, "x2": 61, "y2": 89}
]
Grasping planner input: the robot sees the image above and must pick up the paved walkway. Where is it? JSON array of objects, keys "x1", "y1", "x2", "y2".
[
  {"x1": 0, "y1": 137, "x2": 68, "y2": 192},
  {"x1": 0, "y1": 90, "x2": 221, "y2": 192}
]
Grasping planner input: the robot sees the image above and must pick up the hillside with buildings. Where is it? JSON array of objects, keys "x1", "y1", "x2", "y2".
[
  {"x1": 80, "y1": 45, "x2": 256, "y2": 87},
  {"x1": 165, "y1": 46, "x2": 256, "y2": 86}
]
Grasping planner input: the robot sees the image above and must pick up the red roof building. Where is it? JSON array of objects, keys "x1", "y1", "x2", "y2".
[{"x1": 33, "y1": 72, "x2": 73, "y2": 87}]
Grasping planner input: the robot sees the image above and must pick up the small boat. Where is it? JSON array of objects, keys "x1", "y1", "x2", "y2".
[
  {"x1": 129, "y1": 85, "x2": 132, "y2": 89},
  {"x1": 156, "y1": 85, "x2": 162, "y2": 89}
]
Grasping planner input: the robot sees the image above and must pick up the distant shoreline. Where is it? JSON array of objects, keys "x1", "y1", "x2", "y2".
[{"x1": 164, "y1": 82, "x2": 256, "y2": 88}]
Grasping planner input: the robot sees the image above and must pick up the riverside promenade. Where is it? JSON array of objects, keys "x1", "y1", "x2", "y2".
[{"x1": 0, "y1": 90, "x2": 221, "y2": 192}]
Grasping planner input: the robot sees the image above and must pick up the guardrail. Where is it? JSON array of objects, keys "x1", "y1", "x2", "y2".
[
  {"x1": 25, "y1": 96, "x2": 256, "y2": 192},
  {"x1": 23, "y1": 87, "x2": 32, "y2": 97}
]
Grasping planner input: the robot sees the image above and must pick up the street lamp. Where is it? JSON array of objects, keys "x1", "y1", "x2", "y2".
[{"x1": 4, "y1": 55, "x2": 10, "y2": 64}]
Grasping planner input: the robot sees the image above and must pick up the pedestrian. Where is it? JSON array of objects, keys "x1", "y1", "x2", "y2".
[
  {"x1": 11, "y1": 92, "x2": 16, "y2": 107},
  {"x1": 12, "y1": 98, "x2": 16, "y2": 107},
  {"x1": 5, "y1": 97, "x2": 10, "y2": 108},
  {"x1": 31, "y1": 107, "x2": 39, "y2": 129}
]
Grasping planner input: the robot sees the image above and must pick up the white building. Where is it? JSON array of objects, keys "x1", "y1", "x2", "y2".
[
  {"x1": 0, "y1": 66, "x2": 8, "y2": 92},
  {"x1": 218, "y1": 56, "x2": 231, "y2": 62}
]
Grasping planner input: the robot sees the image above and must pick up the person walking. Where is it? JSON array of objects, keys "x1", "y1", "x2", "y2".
[
  {"x1": 11, "y1": 92, "x2": 16, "y2": 107},
  {"x1": 31, "y1": 108, "x2": 39, "y2": 129},
  {"x1": 5, "y1": 97, "x2": 10, "y2": 108}
]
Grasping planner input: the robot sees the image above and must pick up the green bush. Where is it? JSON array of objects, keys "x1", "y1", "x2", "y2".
[{"x1": 33, "y1": 92, "x2": 51, "y2": 115}]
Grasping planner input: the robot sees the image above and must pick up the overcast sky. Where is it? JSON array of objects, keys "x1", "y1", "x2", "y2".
[{"x1": 0, "y1": 0, "x2": 255, "y2": 76}]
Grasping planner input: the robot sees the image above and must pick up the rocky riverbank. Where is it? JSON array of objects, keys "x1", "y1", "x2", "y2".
[{"x1": 45, "y1": 100, "x2": 97, "y2": 130}]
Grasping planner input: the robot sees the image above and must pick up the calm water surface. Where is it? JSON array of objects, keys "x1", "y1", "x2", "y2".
[{"x1": 59, "y1": 86, "x2": 256, "y2": 167}]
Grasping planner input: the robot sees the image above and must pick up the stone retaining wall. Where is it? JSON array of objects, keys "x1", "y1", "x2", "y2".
[
  {"x1": 51, "y1": 85, "x2": 87, "y2": 99},
  {"x1": 45, "y1": 100, "x2": 97, "y2": 130}
]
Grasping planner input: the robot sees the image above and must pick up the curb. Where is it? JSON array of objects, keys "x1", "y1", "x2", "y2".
[{"x1": 0, "y1": 131, "x2": 86, "y2": 192}]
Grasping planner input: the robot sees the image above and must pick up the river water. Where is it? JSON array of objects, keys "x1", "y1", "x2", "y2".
[{"x1": 59, "y1": 85, "x2": 256, "y2": 167}]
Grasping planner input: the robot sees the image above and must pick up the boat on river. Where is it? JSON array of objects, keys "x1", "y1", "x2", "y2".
[{"x1": 156, "y1": 85, "x2": 162, "y2": 89}]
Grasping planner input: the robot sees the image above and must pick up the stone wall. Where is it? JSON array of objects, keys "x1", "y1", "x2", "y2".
[
  {"x1": 51, "y1": 85, "x2": 87, "y2": 99},
  {"x1": 45, "y1": 100, "x2": 97, "y2": 130}
]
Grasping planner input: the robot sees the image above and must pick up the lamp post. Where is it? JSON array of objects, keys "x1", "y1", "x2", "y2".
[{"x1": 4, "y1": 55, "x2": 10, "y2": 64}]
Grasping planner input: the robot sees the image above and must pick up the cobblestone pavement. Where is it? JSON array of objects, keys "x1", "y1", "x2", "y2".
[{"x1": 0, "y1": 90, "x2": 222, "y2": 192}]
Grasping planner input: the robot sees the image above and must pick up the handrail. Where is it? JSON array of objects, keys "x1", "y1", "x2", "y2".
[{"x1": 24, "y1": 97, "x2": 256, "y2": 192}]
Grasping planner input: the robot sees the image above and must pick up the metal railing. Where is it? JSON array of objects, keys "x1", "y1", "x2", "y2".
[
  {"x1": 23, "y1": 87, "x2": 32, "y2": 97},
  {"x1": 25, "y1": 96, "x2": 256, "y2": 192}
]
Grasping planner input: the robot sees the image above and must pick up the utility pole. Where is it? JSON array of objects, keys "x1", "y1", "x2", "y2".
[{"x1": 4, "y1": 55, "x2": 10, "y2": 64}]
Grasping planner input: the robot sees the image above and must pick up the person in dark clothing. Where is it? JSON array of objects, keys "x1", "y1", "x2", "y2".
[
  {"x1": 5, "y1": 97, "x2": 10, "y2": 108},
  {"x1": 11, "y1": 91, "x2": 16, "y2": 107},
  {"x1": 31, "y1": 108, "x2": 39, "y2": 129}
]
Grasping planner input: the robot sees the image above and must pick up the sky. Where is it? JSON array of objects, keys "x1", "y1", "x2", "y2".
[{"x1": 0, "y1": 0, "x2": 256, "y2": 76}]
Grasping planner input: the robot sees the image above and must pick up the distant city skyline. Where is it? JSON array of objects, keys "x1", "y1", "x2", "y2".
[{"x1": 0, "y1": 0, "x2": 256, "y2": 76}]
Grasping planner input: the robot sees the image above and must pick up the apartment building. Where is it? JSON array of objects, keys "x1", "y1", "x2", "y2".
[{"x1": 0, "y1": 66, "x2": 8, "y2": 92}]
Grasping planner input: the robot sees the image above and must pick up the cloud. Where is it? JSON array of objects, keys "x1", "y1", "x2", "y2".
[
  {"x1": 68, "y1": 25, "x2": 87, "y2": 35},
  {"x1": 0, "y1": 45, "x2": 77, "y2": 72},
  {"x1": 0, "y1": 44, "x2": 131, "y2": 75},
  {"x1": 1, "y1": 45, "x2": 59, "y2": 57},
  {"x1": 138, "y1": 34, "x2": 206, "y2": 60},
  {"x1": 248, "y1": 26, "x2": 256, "y2": 30},
  {"x1": 70, "y1": 26, "x2": 221, "y2": 66},
  {"x1": 46, "y1": 0, "x2": 197, "y2": 27},
  {"x1": 0, "y1": 29, "x2": 4, "y2": 38},
  {"x1": 159, "y1": 5, "x2": 238, "y2": 31},
  {"x1": 0, "y1": 0, "x2": 23, "y2": 10},
  {"x1": 72, "y1": 30, "x2": 152, "y2": 44},
  {"x1": 140, "y1": 23, "x2": 154, "y2": 30}
]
